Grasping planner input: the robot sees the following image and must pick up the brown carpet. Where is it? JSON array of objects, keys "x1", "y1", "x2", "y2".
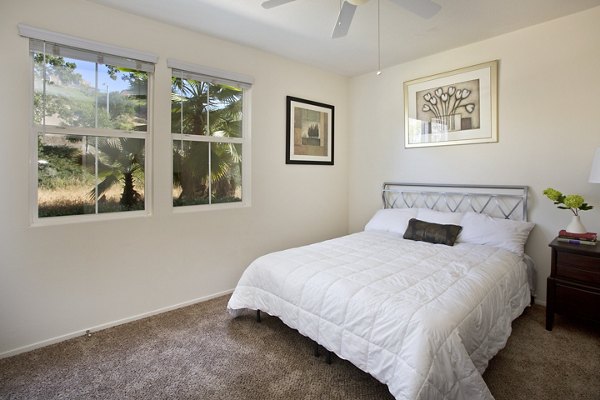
[{"x1": 0, "y1": 295, "x2": 598, "y2": 400}]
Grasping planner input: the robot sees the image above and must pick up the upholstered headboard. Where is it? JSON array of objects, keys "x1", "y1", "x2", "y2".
[{"x1": 382, "y1": 183, "x2": 529, "y2": 221}]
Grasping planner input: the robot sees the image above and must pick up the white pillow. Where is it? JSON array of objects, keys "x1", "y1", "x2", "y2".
[
  {"x1": 364, "y1": 208, "x2": 418, "y2": 234},
  {"x1": 458, "y1": 212, "x2": 535, "y2": 256},
  {"x1": 416, "y1": 208, "x2": 463, "y2": 225}
]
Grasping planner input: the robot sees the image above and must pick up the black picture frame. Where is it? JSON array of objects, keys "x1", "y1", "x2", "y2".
[{"x1": 286, "y1": 96, "x2": 334, "y2": 165}]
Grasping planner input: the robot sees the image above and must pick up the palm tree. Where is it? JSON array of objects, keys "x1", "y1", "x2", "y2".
[
  {"x1": 171, "y1": 77, "x2": 242, "y2": 204},
  {"x1": 89, "y1": 137, "x2": 144, "y2": 210},
  {"x1": 88, "y1": 68, "x2": 147, "y2": 211}
]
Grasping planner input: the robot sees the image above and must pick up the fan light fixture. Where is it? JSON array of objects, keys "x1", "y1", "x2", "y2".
[
  {"x1": 262, "y1": 0, "x2": 440, "y2": 38},
  {"x1": 261, "y1": 0, "x2": 441, "y2": 74}
]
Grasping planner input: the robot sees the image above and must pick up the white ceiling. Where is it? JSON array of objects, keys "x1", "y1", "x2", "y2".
[{"x1": 88, "y1": 0, "x2": 600, "y2": 76}]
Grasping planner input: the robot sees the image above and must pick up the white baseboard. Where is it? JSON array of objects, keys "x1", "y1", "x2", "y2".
[
  {"x1": 2, "y1": 289, "x2": 548, "y2": 359},
  {"x1": 0, "y1": 288, "x2": 234, "y2": 359}
]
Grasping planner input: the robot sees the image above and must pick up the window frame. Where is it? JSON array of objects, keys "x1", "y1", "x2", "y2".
[
  {"x1": 20, "y1": 26, "x2": 156, "y2": 226},
  {"x1": 169, "y1": 60, "x2": 252, "y2": 212}
]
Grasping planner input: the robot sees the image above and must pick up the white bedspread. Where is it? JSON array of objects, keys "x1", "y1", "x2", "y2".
[{"x1": 228, "y1": 231, "x2": 531, "y2": 400}]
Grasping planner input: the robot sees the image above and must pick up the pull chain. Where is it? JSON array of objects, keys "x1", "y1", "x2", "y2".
[{"x1": 377, "y1": 0, "x2": 382, "y2": 75}]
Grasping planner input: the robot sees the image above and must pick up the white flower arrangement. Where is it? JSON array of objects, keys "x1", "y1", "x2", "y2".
[{"x1": 421, "y1": 86, "x2": 475, "y2": 119}]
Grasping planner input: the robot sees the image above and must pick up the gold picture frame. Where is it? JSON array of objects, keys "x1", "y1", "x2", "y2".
[{"x1": 404, "y1": 60, "x2": 498, "y2": 148}]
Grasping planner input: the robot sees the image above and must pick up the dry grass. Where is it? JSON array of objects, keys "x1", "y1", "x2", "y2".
[
  {"x1": 38, "y1": 186, "x2": 145, "y2": 217},
  {"x1": 38, "y1": 186, "x2": 123, "y2": 207}
]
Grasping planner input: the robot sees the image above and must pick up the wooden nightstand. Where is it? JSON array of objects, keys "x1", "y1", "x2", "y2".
[{"x1": 546, "y1": 238, "x2": 600, "y2": 330}]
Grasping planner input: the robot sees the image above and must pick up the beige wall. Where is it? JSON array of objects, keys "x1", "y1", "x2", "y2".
[
  {"x1": 2, "y1": 0, "x2": 600, "y2": 357},
  {"x1": 348, "y1": 6, "x2": 600, "y2": 304},
  {"x1": 0, "y1": 0, "x2": 349, "y2": 356}
]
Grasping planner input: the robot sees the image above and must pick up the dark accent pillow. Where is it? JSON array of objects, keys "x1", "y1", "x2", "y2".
[{"x1": 403, "y1": 218, "x2": 463, "y2": 246}]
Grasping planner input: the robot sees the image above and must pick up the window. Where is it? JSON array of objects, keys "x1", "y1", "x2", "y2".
[
  {"x1": 169, "y1": 60, "x2": 252, "y2": 208},
  {"x1": 27, "y1": 34, "x2": 154, "y2": 221}
]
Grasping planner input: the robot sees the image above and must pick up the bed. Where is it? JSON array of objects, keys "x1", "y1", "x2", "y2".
[{"x1": 228, "y1": 183, "x2": 535, "y2": 400}]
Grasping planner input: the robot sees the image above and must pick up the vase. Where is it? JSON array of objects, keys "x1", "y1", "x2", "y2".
[
  {"x1": 431, "y1": 114, "x2": 462, "y2": 133},
  {"x1": 566, "y1": 215, "x2": 587, "y2": 234}
]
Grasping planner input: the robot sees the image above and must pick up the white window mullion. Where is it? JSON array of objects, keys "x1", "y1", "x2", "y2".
[
  {"x1": 208, "y1": 142, "x2": 212, "y2": 205},
  {"x1": 144, "y1": 73, "x2": 153, "y2": 215},
  {"x1": 94, "y1": 136, "x2": 99, "y2": 214},
  {"x1": 31, "y1": 46, "x2": 44, "y2": 224},
  {"x1": 35, "y1": 126, "x2": 146, "y2": 139},
  {"x1": 179, "y1": 69, "x2": 185, "y2": 135},
  {"x1": 241, "y1": 87, "x2": 252, "y2": 208},
  {"x1": 179, "y1": 70, "x2": 184, "y2": 199},
  {"x1": 170, "y1": 134, "x2": 242, "y2": 144},
  {"x1": 94, "y1": 63, "x2": 99, "y2": 129},
  {"x1": 206, "y1": 84, "x2": 210, "y2": 136},
  {"x1": 206, "y1": 84, "x2": 211, "y2": 204},
  {"x1": 42, "y1": 41, "x2": 47, "y2": 132}
]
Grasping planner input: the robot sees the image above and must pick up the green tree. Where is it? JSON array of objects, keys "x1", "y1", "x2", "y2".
[
  {"x1": 171, "y1": 78, "x2": 242, "y2": 204},
  {"x1": 33, "y1": 54, "x2": 82, "y2": 125},
  {"x1": 90, "y1": 137, "x2": 145, "y2": 210},
  {"x1": 34, "y1": 53, "x2": 149, "y2": 216}
]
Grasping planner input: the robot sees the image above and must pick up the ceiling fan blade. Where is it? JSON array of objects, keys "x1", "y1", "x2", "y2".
[
  {"x1": 332, "y1": 1, "x2": 358, "y2": 39},
  {"x1": 261, "y1": 0, "x2": 297, "y2": 9},
  {"x1": 388, "y1": 0, "x2": 441, "y2": 19}
]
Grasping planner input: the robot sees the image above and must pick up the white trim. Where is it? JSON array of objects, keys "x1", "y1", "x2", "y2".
[
  {"x1": 30, "y1": 43, "x2": 154, "y2": 224},
  {"x1": 28, "y1": 53, "x2": 38, "y2": 226},
  {"x1": 0, "y1": 289, "x2": 234, "y2": 359},
  {"x1": 18, "y1": 24, "x2": 158, "y2": 64},
  {"x1": 144, "y1": 73, "x2": 155, "y2": 218},
  {"x1": 168, "y1": 58, "x2": 254, "y2": 88},
  {"x1": 173, "y1": 200, "x2": 250, "y2": 213},
  {"x1": 242, "y1": 87, "x2": 252, "y2": 208},
  {"x1": 32, "y1": 209, "x2": 151, "y2": 227},
  {"x1": 534, "y1": 298, "x2": 546, "y2": 307},
  {"x1": 36, "y1": 126, "x2": 147, "y2": 139},
  {"x1": 171, "y1": 133, "x2": 244, "y2": 144}
]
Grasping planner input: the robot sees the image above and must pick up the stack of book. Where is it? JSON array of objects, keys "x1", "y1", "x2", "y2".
[{"x1": 557, "y1": 230, "x2": 598, "y2": 245}]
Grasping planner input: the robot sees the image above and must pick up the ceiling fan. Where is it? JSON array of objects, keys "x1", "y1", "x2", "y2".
[{"x1": 261, "y1": 0, "x2": 441, "y2": 39}]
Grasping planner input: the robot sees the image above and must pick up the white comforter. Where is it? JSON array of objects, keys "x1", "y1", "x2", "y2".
[{"x1": 228, "y1": 231, "x2": 530, "y2": 400}]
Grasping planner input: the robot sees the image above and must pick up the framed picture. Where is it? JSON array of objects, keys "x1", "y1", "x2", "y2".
[
  {"x1": 286, "y1": 96, "x2": 334, "y2": 165},
  {"x1": 404, "y1": 60, "x2": 498, "y2": 148}
]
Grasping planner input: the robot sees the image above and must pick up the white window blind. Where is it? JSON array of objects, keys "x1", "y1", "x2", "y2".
[
  {"x1": 167, "y1": 58, "x2": 253, "y2": 89},
  {"x1": 29, "y1": 39, "x2": 154, "y2": 73},
  {"x1": 18, "y1": 23, "x2": 158, "y2": 67}
]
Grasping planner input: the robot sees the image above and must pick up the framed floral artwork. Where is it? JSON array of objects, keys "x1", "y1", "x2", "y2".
[
  {"x1": 404, "y1": 60, "x2": 498, "y2": 148},
  {"x1": 286, "y1": 96, "x2": 334, "y2": 165}
]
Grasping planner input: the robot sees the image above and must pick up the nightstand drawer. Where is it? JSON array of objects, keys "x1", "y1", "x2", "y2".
[
  {"x1": 555, "y1": 283, "x2": 600, "y2": 321},
  {"x1": 547, "y1": 238, "x2": 600, "y2": 330},
  {"x1": 556, "y1": 252, "x2": 600, "y2": 284}
]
